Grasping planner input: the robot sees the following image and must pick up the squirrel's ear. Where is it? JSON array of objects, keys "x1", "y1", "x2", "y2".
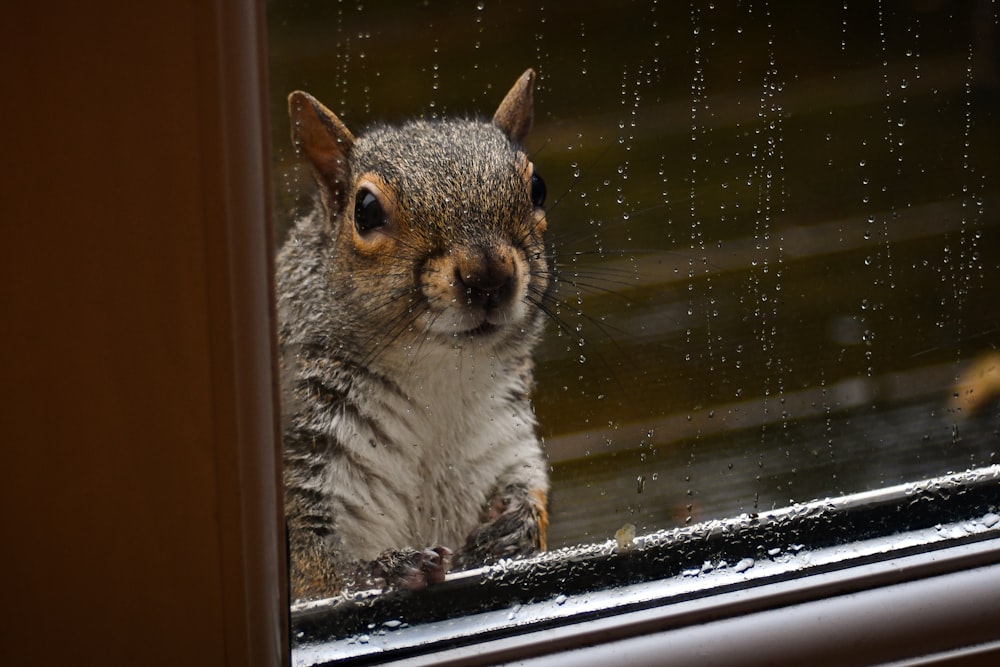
[
  {"x1": 492, "y1": 68, "x2": 535, "y2": 145},
  {"x1": 288, "y1": 91, "x2": 355, "y2": 208}
]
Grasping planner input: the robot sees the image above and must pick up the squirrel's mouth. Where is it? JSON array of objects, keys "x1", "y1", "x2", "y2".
[
  {"x1": 422, "y1": 304, "x2": 516, "y2": 343},
  {"x1": 460, "y1": 320, "x2": 501, "y2": 338}
]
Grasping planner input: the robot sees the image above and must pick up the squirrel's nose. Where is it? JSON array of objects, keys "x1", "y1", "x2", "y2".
[{"x1": 455, "y1": 261, "x2": 515, "y2": 311}]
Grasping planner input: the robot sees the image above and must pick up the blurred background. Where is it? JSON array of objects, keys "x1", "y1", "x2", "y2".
[{"x1": 266, "y1": 0, "x2": 999, "y2": 549}]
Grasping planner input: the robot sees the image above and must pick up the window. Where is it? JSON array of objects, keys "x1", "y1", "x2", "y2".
[{"x1": 266, "y1": 1, "x2": 1000, "y2": 664}]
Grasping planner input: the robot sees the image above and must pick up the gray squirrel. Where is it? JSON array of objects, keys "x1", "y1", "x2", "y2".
[{"x1": 278, "y1": 69, "x2": 551, "y2": 601}]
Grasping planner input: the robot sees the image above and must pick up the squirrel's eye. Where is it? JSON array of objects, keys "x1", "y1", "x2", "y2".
[
  {"x1": 354, "y1": 188, "x2": 387, "y2": 233},
  {"x1": 530, "y1": 172, "x2": 546, "y2": 208}
]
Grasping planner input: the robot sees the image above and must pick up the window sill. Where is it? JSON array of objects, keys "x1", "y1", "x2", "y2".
[{"x1": 293, "y1": 465, "x2": 1000, "y2": 666}]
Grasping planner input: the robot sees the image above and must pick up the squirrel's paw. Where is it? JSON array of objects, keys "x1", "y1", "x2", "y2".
[
  {"x1": 453, "y1": 484, "x2": 549, "y2": 570},
  {"x1": 368, "y1": 546, "x2": 452, "y2": 591}
]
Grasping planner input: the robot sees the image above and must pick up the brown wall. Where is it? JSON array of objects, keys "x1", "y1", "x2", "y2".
[{"x1": 0, "y1": 2, "x2": 285, "y2": 665}]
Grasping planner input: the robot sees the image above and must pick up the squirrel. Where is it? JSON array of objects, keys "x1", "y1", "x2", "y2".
[{"x1": 277, "y1": 69, "x2": 552, "y2": 601}]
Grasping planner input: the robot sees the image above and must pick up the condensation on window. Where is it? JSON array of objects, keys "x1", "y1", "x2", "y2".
[{"x1": 268, "y1": 0, "x2": 999, "y2": 553}]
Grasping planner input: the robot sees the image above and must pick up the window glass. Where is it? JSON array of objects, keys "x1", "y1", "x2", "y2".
[{"x1": 267, "y1": 0, "x2": 998, "y2": 565}]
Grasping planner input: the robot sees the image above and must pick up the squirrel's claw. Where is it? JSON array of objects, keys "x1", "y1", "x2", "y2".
[{"x1": 368, "y1": 546, "x2": 452, "y2": 591}]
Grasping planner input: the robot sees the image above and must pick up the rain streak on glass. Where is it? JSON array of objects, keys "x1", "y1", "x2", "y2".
[{"x1": 267, "y1": 0, "x2": 1000, "y2": 552}]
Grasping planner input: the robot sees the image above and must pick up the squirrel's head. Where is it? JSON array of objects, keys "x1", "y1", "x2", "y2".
[{"x1": 287, "y1": 70, "x2": 549, "y2": 358}]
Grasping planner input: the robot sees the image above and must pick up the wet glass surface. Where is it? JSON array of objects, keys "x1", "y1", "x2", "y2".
[{"x1": 267, "y1": 0, "x2": 999, "y2": 550}]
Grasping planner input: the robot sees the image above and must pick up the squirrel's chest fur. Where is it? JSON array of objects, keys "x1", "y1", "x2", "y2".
[{"x1": 323, "y1": 345, "x2": 540, "y2": 561}]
